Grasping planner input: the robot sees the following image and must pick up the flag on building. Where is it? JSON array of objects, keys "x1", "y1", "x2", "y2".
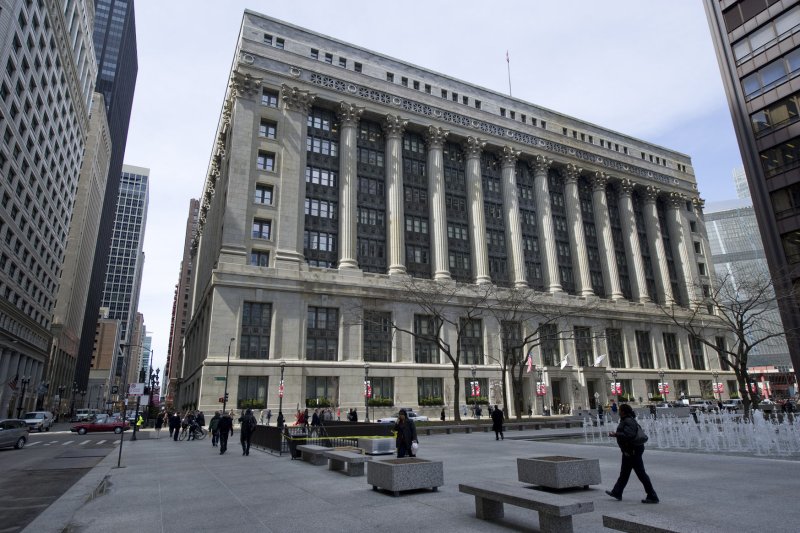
[
  {"x1": 7, "y1": 374, "x2": 18, "y2": 391},
  {"x1": 526, "y1": 353, "x2": 533, "y2": 373}
]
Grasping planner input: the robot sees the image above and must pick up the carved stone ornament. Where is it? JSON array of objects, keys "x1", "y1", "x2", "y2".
[
  {"x1": 564, "y1": 163, "x2": 582, "y2": 184},
  {"x1": 532, "y1": 154, "x2": 552, "y2": 176},
  {"x1": 383, "y1": 114, "x2": 408, "y2": 138},
  {"x1": 229, "y1": 70, "x2": 263, "y2": 98},
  {"x1": 463, "y1": 136, "x2": 486, "y2": 158},
  {"x1": 337, "y1": 101, "x2": 364, "y2": 127},
  {"x1": 591, "y1": 171, "x2": 609, "y2": 191},
  {"x1": 666, "y1": 191, "x2": 686, "y2": 209},
  {"x1": 642, "y1": 185, "x2": 660, "y2": 203},
  {"x1": 618, "y1": 178, "x2": 635, "y2": 197},
  {"x1": 221, "y1": 98, "x2": 233, "y2": 127},
  {"x1": 692, "y1": 197, "x2": 705, "y2": 212},
  {"x1": 281, "y1": 84, "x2": 316, "y2": 113},
  {"x1": 501, "y1": 146, "x2": 521, "y2": 168},
  {"x1": 425, "y1": 126, "x2": 449, "y2": 148}
]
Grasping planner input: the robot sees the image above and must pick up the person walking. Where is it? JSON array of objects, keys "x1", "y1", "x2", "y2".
[
  {"x1": 606, "y1": 403, "x2": 659, "y2": 504},
  {"x1": 491, "y1": 404, "x2": 504, "y2": 441},
  {"x1": 195, "y1": 410, "x2": 205, "y2": 431},
  {"x1": 239, "y1": 408, "x2": 257, "y2": 456},
  {"x1": 266, "y1": 409, "x2": 272, "y2": 426},
  {"x1": 393, "y1": 409, "x2": 418, "y2": 458},
  {"x1": 170, "y1": 411, "x2": 181, "y2": 441},
  {"x1": 155, "y1": 411, "x2": 165, "y2": 439},
  {"x1": 217, "y1": 411, "x2": 233, "y2": 455},
  {"x1": 440, "y1": 408, "x2": 446, "y2": 422},
  {"x1": 611, "y1": 400, "x2": 618, "y2": 421},
  {"x1": 276, "y1": 410, "x2": 285, "y2": 429},
  {"x1": 209, "y1": 411, "x2": 221, "y2": 447}
]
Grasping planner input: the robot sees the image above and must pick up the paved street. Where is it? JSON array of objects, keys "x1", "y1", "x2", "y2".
[{"x1": 20, "y1": 425, "x2": 800, "y2": 533}]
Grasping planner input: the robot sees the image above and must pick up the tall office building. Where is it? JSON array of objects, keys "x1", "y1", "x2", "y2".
[
  {"x1": 75, "y1": 0, "x2": 138, "y2": 390},
  {"x1": 705, "y1": 1, "x2": 800, "y2": 381},
  {"x1": 101, "y1": 165, "x2": 148, "y2": 388},
  {"x1": 164, "y1": 198, "x2": 199, "y2": 408},
  {"x1": 0, "y1": 0, "x2": 98, "y2": 416},
  {"x1": 178, "y1": 11, "x2": 732, "y2": 417}
]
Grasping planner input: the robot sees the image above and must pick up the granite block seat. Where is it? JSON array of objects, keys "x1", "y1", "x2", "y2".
[
  {"x1": 459, "y1": 480, "x2": 594, "y2": 533},
  {"x1": 603, "y1": 511, "x2": 710, "y2": 533},
  {"x1": 368, "y1": 457, "x2": 444, "y2": 496},
  {"x1": 517, "y1": 456, "x2": 601, "y2": 490},
  {"x1": 323, "y1": 450, "x2": 371, "y2": 476},
  {"x1": 295, "y1": 444, "x2": 328, "y2": 465}
]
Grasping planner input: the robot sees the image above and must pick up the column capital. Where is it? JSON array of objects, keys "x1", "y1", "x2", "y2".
[
  {"x1": 383, "y1": 114, "x2": 408, "y2": 138},
  {"x1": 337, "y1": 101, "x2": 364, "y2": 127},
  {"x1": 618, "y1": 178, "x2": 635, "y2": 197},
  {"x1": 531, "y1": 154, "x2": 552, "y2": 175},
  {"x1": 230, "y1": 70, "x2": 263, "y2": 98},
  {"x1": 666, "y1": 191, "x2": 686, "y2": 210},
  {"x1": 501, "y1": 146, "x2": 521, "y2": 168},
  {"x1": 425, "y1": 126, "x2": 449, "y2": 149},
  {"x1": 591, "y1": 171, "x2": 609, "y2": 191},
  {"x1": 281, "y1": 84, "x2": 316, "y2": 113},
  {"x1": 691, "y1": 197, "x2": 705, "y2": 211},
  {"x1": 564, "y1": 163, "x2": 582, "y2": 184},
  {"x1": 463, "y1": 136, "x2": 486, "y2": 158},
  {"x1": 642, "y1": 185, "x2": 660, "y2": 204}
]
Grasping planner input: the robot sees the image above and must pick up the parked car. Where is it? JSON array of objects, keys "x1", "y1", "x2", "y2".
[
  {"x1": 376, "y1": 410, "x2": 429, "y2": 424},
  {"x1": 722, "y1": 399, "x2": 743, "y2": 411},
  {"x1": 0, "y1": 419, "x2": 29, "y2": 449},
  {"x1": 70, "y1": 414, "x2": 130, "y2": 435},
  {"x1": 689, "y1": 400, "x2": 717, "y2": 412},
  {"x1": 72, "y1": 408, "x2": 99, "y2": 422},
  {"x1": 653, "y1": 402, "x2": 671, "y2": 409},
  {"x1": 22, "y1": 411, "x2": 54, "y2": 432}
]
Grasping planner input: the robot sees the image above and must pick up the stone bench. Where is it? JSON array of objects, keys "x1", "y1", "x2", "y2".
[
  {"x1": 518, "y1": 456, "x2": 601, "y2": 490},
  {"x1": 368, "y1": 457, "x2": 444, "y2": 496},
  {"x1": 295, "y1": 444, "x2": 328, "y2": 465},
  {"x1": 459, "y1": 480, "x2": 593, "y2": 533},
  {"x1": 323, "y1": 450, "x2": 370, "y2": 476},
  {"x1": 603, "y1": 511, "x2": 709, "y2": 533}
]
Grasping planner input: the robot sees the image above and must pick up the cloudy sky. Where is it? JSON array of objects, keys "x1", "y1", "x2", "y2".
[{"x1": 125, "y1": 1, "x2": 743, "y2": 373}]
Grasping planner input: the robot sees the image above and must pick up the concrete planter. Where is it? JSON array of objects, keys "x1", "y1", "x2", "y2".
[
  {"x1": 359, "y1": 436, "x2": 395, "y2": 455},
  {"x1": 368, "y1": 458, "x2": 444, "y2": 496},
  {"x1": 517, "y1": 456, "x2": 601, "y2": 490}
]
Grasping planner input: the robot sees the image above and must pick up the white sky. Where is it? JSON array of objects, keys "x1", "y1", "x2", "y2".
[{"x1": 125, "y1": 1, "x2": 743, "y2": 374}]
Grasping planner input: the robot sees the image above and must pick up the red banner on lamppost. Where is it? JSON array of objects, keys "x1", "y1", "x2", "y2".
[
  {"x1": 278, "y1": 381, "x2": 284, "y2": 398},
  {"x1": 536, "y1": 382, "x2": 547, "y2": 396},
  {"x1": 610, "y1": 382, "x2": 621, "y2": 395},
  {"x1": 364, "y1": 381, "x2": 372, "y2": 398},
  {"x1": 658, "y1": 382, "x2": 670, "y2": 395}
]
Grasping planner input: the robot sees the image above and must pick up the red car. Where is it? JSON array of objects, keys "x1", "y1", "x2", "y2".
[{"x1": 70, "y1": 414, "x2": 130, "y2": 435}]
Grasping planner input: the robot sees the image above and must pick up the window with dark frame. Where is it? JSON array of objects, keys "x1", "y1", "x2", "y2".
[
  {"x1": 240, "y1": 302, "x2": 272, "y2": 359},
  {"x1": 306, "y1": 307, "x2": 339, "y2": 361}
]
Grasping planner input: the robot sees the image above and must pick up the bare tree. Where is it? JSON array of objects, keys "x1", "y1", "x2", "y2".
[{"x1": 658, "y1": 265, "x2": 792, "y2": 416}]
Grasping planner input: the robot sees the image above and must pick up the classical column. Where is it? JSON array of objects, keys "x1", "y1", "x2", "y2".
[
  {"x1": 532, "y1": 155, "x2": 561, "y2": 293},
  {"x1": 591, "y1": 172, "x2": 624, "y2": 300},
  {"x1": 425, "y1": 126, "x2": 451, "y2": 280},
  {"x1": 501, "y1": 146, "x2": 527, "y2": 288},
  {"x1": 384, "y1": 115, "x2": 408, "y2": 275},
  {"x1": 563, "y1": 164, "x2": 593, "y2": 296},
  {"x1": 642, "y1": 186, "x2": 673, "y2": 305},
  {"x1": 337, "y1": 102, "x2": 363, "y2": 270},
  {"x1": 666, "y1": 192, "x2": 696, "y2": 306},
  {"x1": 275, "y1": 84, "x2": 315, "y2": 268},
  {"x1": 464, "y1": 136, "x2": 491, "y2": 284},
  {"x1": 617, "y1": 179, "x2": 650, "y2": 303}
]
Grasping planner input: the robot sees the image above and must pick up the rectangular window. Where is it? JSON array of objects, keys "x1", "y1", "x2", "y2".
[
  {"x1": 240, "y1": 302, "x2": 272, "y2": 359},
  {"x1": 663, "y1": 332, "x2": 681, "y2": 370},
  {"x1": 304, "y1": 198, "x2": 336, "y2": 219},
  {"x1": 452, "y1": 92, "x2": 458, "y2": 102},
  {"x1": 259, "y1": 119, "x2": 277, "y2": 139},
  {"x1": 386, "y1": 72, "x2": 394, "y2": 82},
  {"x1": 310, "y1": 48, "x2": 318, "y2": 59},
  {"x1": 417, "y1": 377, "x2": 443, "y2": 405},
  {"x1": 475, "y1": 100, "x2": 481, "y2": 109},
  {"x1": 261, "y1": 88, "x2": 279, "y2": 108},
  {"x1": 338, "y1": 57, "x2": 346, "y2": 68},
  {"x1": 413, "y1": 80, "x2": 419, "y2": 90},
  {"x1": 414, "y1": 314, "x2": 439, "y2": 364},
  {"x1": 275, "y1": 38, "x2": 285, "y2": 49},
  {"x1": 304, "y1": 231, "x2": 336, "y2": 252},
  {"x1": 254, "y1": 184, "x2": 273, "y2": 205},
  {"x1": 306, "y1": 376, "x2": 338, "y2": 405},
  {"x1": 250, "y1": 250, "x2": 269, "y2": 267},
  {"x1": 354, "y1": 62, "x2": 362, "y2": 73},
  {"x1": 425, "y1": 84, "x2": 431, "y2": 94},
  {"x1": 370, "y1": 377, "x2": 394, "y2": 403},
  {"x1": 606, "y1": 328, "x2": 625, "y2": 368},
  {"x1": 306, "y1": 136, "x2": 338, "y2": 157},
  {"x1": 635, "y1": 330, "x2": 654, "y2": 369},
  {"x1": 363, "y1": 311, "x2": 392, "y2": 362},
  {"x1": 459, "y1": 318, "x2": 483, "y2": 365},
  {"x1": 690, "y1": 336, "x2": 706, "y2": 370},
  {"x1": 574, "y1": 326, "x2": 593, "y2": 367},
  {"x1": 257, "y1": 151, "x2": 275, "y2": 171},
  {"x1": 237, "y1": 376, "x2": 267, "y2": 409},
  {"x1": 252, "y1": 219, "x2": 271, "y2": 240},
  {"x1": 500, "y1": 107, "x2": 506, "y2": 117},
  {"x1": 324, "y1": 53, "x2": 333, "y2": 64},
  {"x1": 401, "y1": 76, "x2": 408, "y2": 87},
  {"x1": 305, "y1": 166, "x2": 337, "y2": 187},
  {"x1": 263, "y1": 34, "x2": 273, "y2": 45},
  {"x1": 441, "y1": 89, "x2": 448, "y2": 98},
  {"x1": 540, "y1": 324, "x2": 560, "y2": 366},
  {"x1": 306, "y1": 307, "x2": 339, "y2": 361}
]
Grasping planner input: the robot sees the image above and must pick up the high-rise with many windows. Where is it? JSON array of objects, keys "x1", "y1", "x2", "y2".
[
  {"x1": 0, "y1": 0, "x2": 98, "y2": 416},
  {"x1": 705, "y1": 0, "x2": 800, "y2": 382},
  {"x1": 177, "y1": 11, "x2": 733, "y2": 417}
]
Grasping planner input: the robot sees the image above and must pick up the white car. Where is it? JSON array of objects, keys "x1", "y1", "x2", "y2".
[
  {"x1": 23, "y1": 411, "x2": 54, "y2": 432},
  {"x1": 376, "y1": 410, "x2": 429, "y2": 424}
]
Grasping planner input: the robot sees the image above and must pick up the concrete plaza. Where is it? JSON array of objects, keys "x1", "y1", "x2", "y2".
[{"x1": 24, "y1": 424, "x2": 800, "y2": 532}]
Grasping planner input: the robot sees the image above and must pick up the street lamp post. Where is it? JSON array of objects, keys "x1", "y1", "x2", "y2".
[
  {"x1": 222, "y1": 337, "x2": 235, "y2": 414},
  {"x1": 70, "y1": 381, "x2": 79, "y2": 420},
  {"x1": 713, "y1": 371, "x2": 721, "y2": 403},
  {"x1": 15, "y1": 377, "x2": 31, "y2": 418},
  {"x1": 658, "y1": 370, "x2": 666, "y2": 402},
  {"x1": 536, "y1": 367, "x2": 546, "y2": 416},
  {"x1": 277, "y1": 361, "x2": 286, "y2": 428},
  {"x1": 364, "y1": 363, "x2": 370, "y2": 423},
  {"x1": 57, "y1": 386, "x2": 65, "y2": 419},
  {"x1": 611, "y1": 369, "x2": 619, "y2": 401},
  {"x1": 80, "y1": 389, "x2": 87, "y2": 409}
]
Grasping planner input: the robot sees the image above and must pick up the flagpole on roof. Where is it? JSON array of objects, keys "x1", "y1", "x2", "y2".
[{"x1": 506, "y1": 50, "x2": 512, "y2": 97}]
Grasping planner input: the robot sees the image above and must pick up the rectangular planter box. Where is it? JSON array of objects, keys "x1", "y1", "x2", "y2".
[
  {"x1": 517, "y1": 456, "x2": 601, "y2": 489},
  {"x1": 359, "y1": 437, "x2": 395, "y2": 455},
  {"x1": 367, "y1": 458, "x2": 444, "y2": 496}
]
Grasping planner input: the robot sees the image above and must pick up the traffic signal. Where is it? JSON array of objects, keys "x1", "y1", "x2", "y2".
[{"x1": 224, "y1": 393, "x2": 229, "y2": 402}]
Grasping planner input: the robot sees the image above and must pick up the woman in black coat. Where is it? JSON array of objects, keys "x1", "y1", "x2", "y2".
[
  {"x1": 490, "y1": 405, "x2": 504, "y2": 440},
  {"x1": 393, "y1": 409, "x2": 417, "y2": 458},
  {"x1": 606, "y1": 403, "x2": 659, "y2": 503}
]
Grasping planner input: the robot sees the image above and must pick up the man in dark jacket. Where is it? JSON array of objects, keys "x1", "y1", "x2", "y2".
[
  {"x1": 606, "y1": 403, "x2": 659, "y2": 503},
  {"x1": 217, "y1": 412, "x2": 234, "y2": 455},
  {"x1": 491, "y1": 404, "x2": 504, "y2": 441},
  {"x1": 238, "y1": 409, "x2": 257, "y2": 456},
  {"x1": 393, "y1": 409, "x2": 418, "y2": 458},
  {"x1": 209, "y1": 411, "x2": 221, "y2": 447},
  {"x1": 170, "y1": 411, "x2": 181, "y2": 441}
]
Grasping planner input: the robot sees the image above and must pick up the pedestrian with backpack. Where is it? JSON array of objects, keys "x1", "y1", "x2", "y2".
[
  {"x1": 239, "y1": 408, "x2": 258, "y2": 456},
  {"x1": 217, "y1": 411, "x2": 233, "y2": 455},
  {"x1": 606, "y1": 403, "x2": 659, "y2": 504}
]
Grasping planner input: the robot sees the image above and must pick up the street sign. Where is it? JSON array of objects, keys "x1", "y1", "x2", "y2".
[
  {"x1": 128, "y1": 383, "x2": 145, "y2": 395},
  {"x1": 214, "y1": 376, "x2": 226, "y2": 381},
  {"x1": 111, "y1": 385, "x2": 119, "y2": 394},
  {"x1": 218, "y1": 397, "x2": 224, "y2": 403}
]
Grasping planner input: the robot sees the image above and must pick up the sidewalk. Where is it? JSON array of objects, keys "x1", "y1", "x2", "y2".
[{"x1": 24, "y1": 426, "x2": 800, "y2": 532}]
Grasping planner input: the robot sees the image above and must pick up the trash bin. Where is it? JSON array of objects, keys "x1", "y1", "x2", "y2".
[{"x1": 286, "y1": 431, "x2": 306, "y2": 459}]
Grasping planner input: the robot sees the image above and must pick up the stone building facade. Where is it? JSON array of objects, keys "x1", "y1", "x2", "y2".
[{"x1": 178, "y1": 11, "x2": 734, "y2": 417}]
